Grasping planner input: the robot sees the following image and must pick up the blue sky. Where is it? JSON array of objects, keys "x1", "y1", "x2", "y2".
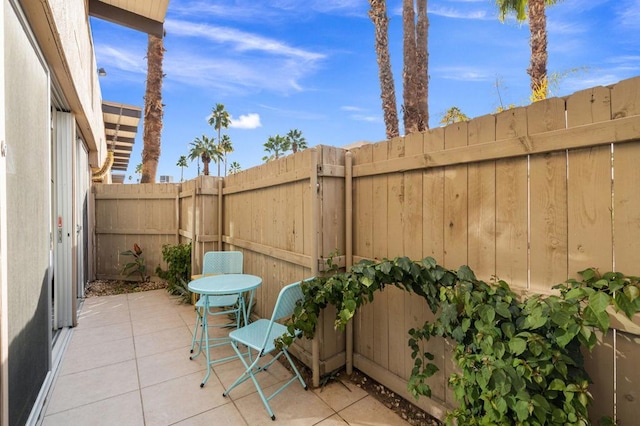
[{"x1": 91, "y1": 0, "x2": 640, "y2": 182}]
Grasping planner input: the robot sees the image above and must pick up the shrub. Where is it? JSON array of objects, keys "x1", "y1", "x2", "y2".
[{"x1": 156, "y1": 242, "x2": 192, "y2": 303}]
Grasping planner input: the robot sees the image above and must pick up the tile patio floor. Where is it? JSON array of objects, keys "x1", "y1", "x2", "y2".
[{"x1": 39, "y1": 289, "x2": 412, "y2": 425}]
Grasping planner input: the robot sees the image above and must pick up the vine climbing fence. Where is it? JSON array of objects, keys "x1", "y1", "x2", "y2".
[{"x1": 92, "y1": 77, "x2": 640, "y2": 423}]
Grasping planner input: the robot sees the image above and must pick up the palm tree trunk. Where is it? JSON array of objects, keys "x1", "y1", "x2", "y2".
[
  {"x1": 527, "y1": 0, "x2": 548, "y2": 99},
  {"x1": 141, "y1": 33, "x2": 164, "y2": 183},
  {"x1": 369, "y1": 0, "x2": 399, "y2": 140},
  {"x1": 403, "y1": 0, "x2": 418, "y2": 134},
  {"x1": 416, "y1": 0, "x2": 429, "y2": 130}
]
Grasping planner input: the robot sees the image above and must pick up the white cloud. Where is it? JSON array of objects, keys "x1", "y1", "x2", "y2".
[
  {"x1": 95, "y1": 44, "x2": 145, "y2": 74},
  {"x1": 229, "y1": 113, "x2": 262, "y2": 129},
  {"x1": 350, "y1": 114, "x2": 380, "y2": 122},
  {"x1": 165, "y1": 19, "x2": 326, "y2": 62},
  {"x1": 434, "y1": 66, "x2": 494, "y2": 82},
  {"x1": 428, "y1": 5, "x2": 492, "y2": 20},
  {"x1": 341, "y1": 106, "x2": 364, "y2": 112}
]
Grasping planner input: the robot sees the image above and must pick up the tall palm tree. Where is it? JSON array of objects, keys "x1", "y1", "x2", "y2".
[
  {"x1": 263, "y1": 135, "x2": 290, "y2": 162},
  {"x1": 140, "y1": 32, "x2": 165, "y2": 183},
  {"x1": 285, "y1": 129, "x2": 307, "y2": 153},
  {"x1": 218, "y1": 134, "x2": 233, "y2": 176},
  {"x1": 188, "y1": 135, "x2": 221, "y2": 176},
  {"x1": 368, "y1": 0, "x2": 399, "y2": 139},
  {"x1": 497, "y1": 0, "x2": 561, "y2": 100},
  {"x1": 402, "y1": 0, "x2": 429, "y2": 134},
  {"x1": 176, "y1": 155, "x2": 188, "y2": 182},
  {"x1": 207, "y1": 103, "x2": 230, "y2": 176},
  {"x1": 134, "y1": 163, "x2": 143, "y2": 183},
  {"x1": 229, "y1": 161, "x2": 242, "y2": 175}
]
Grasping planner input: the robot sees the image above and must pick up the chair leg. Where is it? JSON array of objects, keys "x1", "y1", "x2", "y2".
[{"x1": 222, "y1": 344, "x2": 276, "y2": 420}]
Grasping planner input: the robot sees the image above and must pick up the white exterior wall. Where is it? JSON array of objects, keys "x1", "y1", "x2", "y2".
[{"x1": 22, "y1": 0, "x2": 108, "y2": 167}]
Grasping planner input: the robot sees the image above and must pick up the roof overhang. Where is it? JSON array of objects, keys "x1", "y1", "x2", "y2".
[
  {"x1": 88, "y1": 0, "x2": 169, "y2": 37},
  {"x1": 102, "y1": 101, "x2": 142, "y2": 172}
]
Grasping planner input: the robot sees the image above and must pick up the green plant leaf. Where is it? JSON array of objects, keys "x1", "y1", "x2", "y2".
[
  {"x1": 624, "y1": 284, "x2": 640, "y2": 302},
  {"x1": 588, "y1": 292, "x2": 610, "y2": 313},
  {"x1": 478, "y1": 305, "x2": 496, "y2": 325},
  {"x1": 509, "y1": 338, "x2": 527, "y2": 356},
  {"x1": 514, "y1": 400, "x2": 530, "y2": 422},
  {"x1": 614, "y1": 292, "x2": 636, "y2": 319},
  {"x1": 548, "y1": 378, "x2": 566, "y2": 391}
]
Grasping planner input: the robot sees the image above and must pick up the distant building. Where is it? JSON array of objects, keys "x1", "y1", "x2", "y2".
[{"x1": 159, "y1": 175, "x2": 174, "y2": 183}]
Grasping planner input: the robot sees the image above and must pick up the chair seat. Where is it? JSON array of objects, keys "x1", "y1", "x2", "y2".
[
  {"x1": 195, "y1": 294, "x2": 240, "y2": 309},
  {"x1": 229, "y1": 319, "x2": 293, "y2": 354}
]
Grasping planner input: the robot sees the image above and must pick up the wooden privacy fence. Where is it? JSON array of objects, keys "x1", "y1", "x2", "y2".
[
  {"x1": 348, "y1": 77, "x2": 640, "y2": 422},
  {"x1": 93, "y1": 146, "x2": 348, "y2": 386},
  {"x1": 92, "y1": 77, "x2": 640, "y2": 423}
]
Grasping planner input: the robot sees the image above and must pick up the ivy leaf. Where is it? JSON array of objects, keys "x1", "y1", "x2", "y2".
[
  {"x1": 501, "y1": 322, "x2": 515, "y2": 339},
  {"x1": 456, "y1": 265, "x2": 476, "y2": 281},
  {"x1": 509, "y1": 338, "x2": 527, "y2": 356},
  {"x1": 552, "y1": 408, "x2": 567, "y2": 423},
  {"x1": 495, "y1": 302, "x2": 511, "y2": 319},
  {"x1": 588, "y1": 292, "x2": 610, "y2": 314},
  {"x1": 614, "y1": 292, "x2": 636, "y2": 319},
  {"x1": 624, "y1": 284, "x2": 640, "y2": 302},
  {"x1": 493, "y1": 342, "x2": 506, "y2": 360},
  {"x1": 360, "y1": 276, "x2": 374, "y2": 287},
  {"x1": 478, "y1": 305, "x2": 496, "y2": 325},
  {"x1": 579, "y1": 268, "x2": 597, "y2": 281},
  {"x1": 548, "y1": 378, "x2": 566, "y2": 391},
  {"x1": 514, "y1": 400, "x2": 530, "y2": 422},
  {"x1": 550, "y1": 309, "x2": 571, "y2": 328}
]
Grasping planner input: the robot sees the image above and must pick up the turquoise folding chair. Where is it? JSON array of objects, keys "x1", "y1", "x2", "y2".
[
  {"x1": 190, "y1": 251, "x2": 244, "y2": 360},
  {"x1": 222, "y1": 279, "x2": 310, "y2": 421}
]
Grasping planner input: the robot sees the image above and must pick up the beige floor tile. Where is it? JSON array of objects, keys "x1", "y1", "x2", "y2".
[
  {"x1": 141, "y1": 371, "x2": 228, "y2": 426},
  {"x1": 59, "y1": 337, "x2": 135, "y2": 375},
  {"x1": 131, "y1": 311, "x2": 191, "y2": 336},
  {"x1": 133, "y1": 325, "x2": 194, "y2": 358},
  {"x1": 41, "y1": 390, "x2": 143, "y2": 426},
  {"x1": 45, "y1": 360, "x2": 139, "y2": 415},
  {"x1": 173, "y1": 402, "x2": 248, "y2": 425},
  {"x1": 129, "y1": 300, "x2": 184, "y2": 321},
  {"x1": 312, "y1": 377, "x2": 368, "y2": 412},
  {"x1": 76, "y1": 307, "x2": 131, "y2": 329},
  {"x1": 81, "y1": 293, "x2": 129, "y2": 309},
  {"x1": 233, "y1": 381, "x2": 334, "y2": 425},
  {"x1": 137, "y1": 346, "x2": 205, "y2": 388},
  {"x1": 337, "y1": 395, "x2": 411, "y2": 426},
  {"x1": 67, "y1": 321, "x2": 132, "y2": 348}
]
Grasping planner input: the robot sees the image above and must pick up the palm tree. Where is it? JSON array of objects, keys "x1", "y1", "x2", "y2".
[
  {"x1": 402, "y1": 0, "x2": 429, "y2": 134},
  {"x1": 207, "y1": 103, "x2": 230, "y2": 176},
  {"x1": 188, "y1": 135, "x2": 221, "y2": 176},
  {"x1": 229, "y1": 161, "x2": 241, "y2": 175},
  {"x1": 368, "y1": 0, "x2": 399, "y2": 139},
  {"x1": 263, "y1": 135, "x2": 290, "y2": 162},
  {"x1": 134, "y1": 163, "x2": 143, "y2": 183},
  {"x1": 496, "y1": 0, "x2": 561, "y2": 101},
  {"x1": 176, "y1": 155, "x2": 188, "y2": 182},
  {"x1": 285, "y1": 129, "x2": 307, "y2": 153},
  {"x1": 218, "y1": 134, "x2": 234, "y2": 176},
  {"x1": 140, "y1": 32, "x2": 165, "y2": 183}
]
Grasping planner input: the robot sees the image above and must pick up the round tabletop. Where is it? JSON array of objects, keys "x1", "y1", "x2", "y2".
[{"x1": 188, "y1": 274, "x2": 262, "y2": 295}]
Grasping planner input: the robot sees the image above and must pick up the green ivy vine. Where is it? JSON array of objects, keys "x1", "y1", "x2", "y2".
[{"x1": 280, "y1": 256, "x2": 640, "y2": 425}]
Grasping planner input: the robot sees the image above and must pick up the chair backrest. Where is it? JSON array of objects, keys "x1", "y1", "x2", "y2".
[
  {"x1": 271, "y1": 278, "x2": 311, "y2": 322},
  {"x1": 202, "y1": 251, "x2": 243, "y2": 275}
]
